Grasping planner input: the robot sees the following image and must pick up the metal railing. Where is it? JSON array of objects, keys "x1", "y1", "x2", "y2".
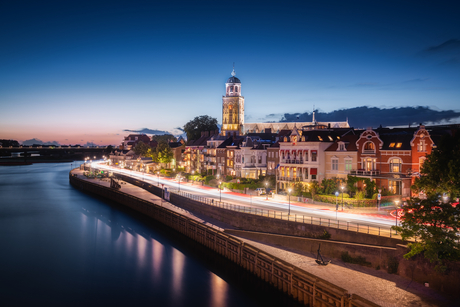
[
  {"x1": 169, "y1": 188, "x2": 401, "y2": 239},
  {"x1": 85, "y1": 165, "x2": 400, "y2": 240}
]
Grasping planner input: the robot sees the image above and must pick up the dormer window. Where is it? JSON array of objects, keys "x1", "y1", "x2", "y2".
[
  {"x1": 363, "y1": 142, "x2": 375, "y2": 153},
  {"x1": 396, "y1": 143, "x2": 402, "y2": 148},
  {"x1": 389, "y1": 143, "x2": 395, "y2": 148},
  {"x1": 338, "y1": 143, "x2": 346, "y2": 151}
]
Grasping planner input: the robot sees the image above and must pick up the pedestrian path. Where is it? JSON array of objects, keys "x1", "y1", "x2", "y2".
[{"x1": 72, "y1": 169, "x2": 455, "y2": 306}]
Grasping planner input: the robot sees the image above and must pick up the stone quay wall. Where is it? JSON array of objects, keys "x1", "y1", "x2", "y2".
[
  {"x1": 225, "y1": 229, "x2": 397, "y2": 271},
  {"x1": 112, "y1": 173, "x2": 460, "y2": 297},
  {"x1": 115, "y1": 173, "x2": 402, "y2": 247},
  {"x1": 70, "y1": 173, "x2": 378, "y2": 307}
]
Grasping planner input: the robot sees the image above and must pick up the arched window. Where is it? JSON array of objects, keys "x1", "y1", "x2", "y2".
[
  {"x1": 235, "y1": 86, "x2": 238, "y2": 92},
  {"x1": 389, "y1": 158, "x2": 402, "y2": 173},
  {"x1": 363, "y1": 142, "x2": 375, "y2": 153}
]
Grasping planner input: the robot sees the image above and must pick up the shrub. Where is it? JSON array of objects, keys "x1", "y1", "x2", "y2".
[
  {"x1": 355, "y1": 191, "x2": 365, "y2": 200},
  {"x1": 204, "y1": 175, "x2": 215, "y2": 184},
  {"x1": 225, "y1": 175, "x2": 233, "y2": 182}
]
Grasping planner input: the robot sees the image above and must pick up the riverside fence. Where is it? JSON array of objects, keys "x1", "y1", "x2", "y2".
[{"x1": 84, "y1": 165, "x2": 401, "y2": 241}]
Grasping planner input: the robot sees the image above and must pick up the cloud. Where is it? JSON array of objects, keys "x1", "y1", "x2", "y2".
[
  {"x1": 280, "y1": 106, "x2": 460, "y2": 128},
  {"x1": 21, "y1": 138, "x2": 60, "y2": 146},
  {"x1": 123, "y1": 128, "x2": 172, "y2": 135},
  {"x1": 420, "y1": 39, "x2": 460, "y2": 67},
  {"x1": 424, "y1": 39, "x2": 460, "y2": 54},
  {"x1": 256, "y1": 113, "x2": 283, "y2": 122}
]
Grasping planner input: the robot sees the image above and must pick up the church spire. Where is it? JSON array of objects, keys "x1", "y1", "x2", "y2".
[{"x1": 231, "y1": 62, "x2": 236, "y2": 77}]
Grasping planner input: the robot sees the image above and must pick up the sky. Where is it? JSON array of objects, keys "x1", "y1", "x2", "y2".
[{"x1": 1, "y1": 0, "x2": 459, "y2": 145}]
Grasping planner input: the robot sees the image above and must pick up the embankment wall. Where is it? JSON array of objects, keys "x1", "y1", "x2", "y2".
[
  {"x1": 225, "y1": 229, "x2": 397, "y2": 270},
  {"x1": 70, "y1": 173, "x2": 378, "y2": 306},
  {"x1": 115, "y1": 174, "x2": 402, "y2": 247}
]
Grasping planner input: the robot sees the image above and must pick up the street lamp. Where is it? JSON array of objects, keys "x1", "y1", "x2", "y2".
[
  {"x1": 219, "y1": 181, "x2": 222, "y2": 202},
  {"x1": 378, "y1": 189, "x2": 382, "y2": 210},
  {"x1": 265, "y1": 182, "x2": 268, "y2": 200},
  {"x1": 335, "y1": 191, "x2": 339, "y2": 219},
  {"x1": 394, "y1": 199, "x2": 400, "y2": 233},
  {"x1": 288, "y1": 188, "x2": 292, "y2": 215},
  {"x1": 341, "y1": 185, "x2": 345, "y2": 211}
]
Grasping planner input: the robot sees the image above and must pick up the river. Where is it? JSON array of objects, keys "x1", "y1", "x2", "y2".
[{"x1": 0, "y1": 163, "x2": 301, "y2": 306}]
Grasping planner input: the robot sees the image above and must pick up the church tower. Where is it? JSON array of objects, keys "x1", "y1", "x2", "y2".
[{"x1": 222, "y1": 68, "x2": 244, "y2": 136}]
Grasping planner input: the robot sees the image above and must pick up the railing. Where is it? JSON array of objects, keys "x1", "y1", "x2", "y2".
[
  {"x1": 350, "y1": 169, "x2": 381, "y2": 176},
  {"x1": 171, "y1": 189, "x2": 400, "y2": 239},
  {"x1": 277, "y1": 176, "x2": 301, "y2": 182},
  {"x1": 281, "y1": 159, "x2": 304, "y2": 164},
  {"x1": 86, "y1": 165, "x2": 400, "y2": 240}
]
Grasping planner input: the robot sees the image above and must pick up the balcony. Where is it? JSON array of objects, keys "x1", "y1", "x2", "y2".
[
  {"x1": 278, "y1": 176, "x2": 301, "y2": 182},
  {"x1": 281, "y1": 159, "x2": 304, "y2": 164},
  {"x1": 350, "y1": 169, "x2": 380, "y2": 176}
]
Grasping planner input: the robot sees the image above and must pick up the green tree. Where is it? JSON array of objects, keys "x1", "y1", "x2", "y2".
[
  {"x1": 151, "y1": 134, "x2": 177, "y2": 143},
  {"x1": 393, "y1": 195, "x2": 460, "y2": 271},
  {"x1": 183, "y1": 115, "x2": 218, "y2": 141},
  {"x1": 154, "y1": 141, "x2": 174, "y2": 165},
  {"x1": 133, "y1": 141, "x2": 151, "y2": 157},
  {"x1": 413, "y1": 133, "x2": 460, "y2": 199}
]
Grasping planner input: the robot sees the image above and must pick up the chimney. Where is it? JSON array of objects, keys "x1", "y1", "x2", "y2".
[{"x1": 265, "y1": 128, "x2": 271, "y2": 134}]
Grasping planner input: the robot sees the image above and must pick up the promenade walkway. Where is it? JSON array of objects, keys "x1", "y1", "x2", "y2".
[{"x1": 72, "y1": 169, "x2": 454, "y2": 306}]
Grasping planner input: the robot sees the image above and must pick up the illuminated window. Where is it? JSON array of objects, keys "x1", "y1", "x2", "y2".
[
  {"x1": 390, "y1": 158, "x2": 402, "y2": 173},
  {"x1": 389, "y1": 143, "x2": 395, "y2": 148},
  {"x1": 364, "y1": 142, "x2": 375, "y2": 151},
  {"x1": 396, "y1": 143, "x2": 402, "y2": 148},
  {"x1": 328, "y1": 136, "x2": 333, "y2": 141},
  {"x1": 418, "y1": 140, "x2": 426, "y2": 152},
  {"x1": 345, "y1": 159, "x2": 352, "y2": 172}
]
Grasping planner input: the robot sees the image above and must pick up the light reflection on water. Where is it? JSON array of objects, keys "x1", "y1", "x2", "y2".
[{"x1": 0, "y1": 163, "x2": 301, "y2": 307}]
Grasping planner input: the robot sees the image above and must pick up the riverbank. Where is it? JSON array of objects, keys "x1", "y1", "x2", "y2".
[{"x1": 70, "y1": 168, "x2": 455, "y2": 306}]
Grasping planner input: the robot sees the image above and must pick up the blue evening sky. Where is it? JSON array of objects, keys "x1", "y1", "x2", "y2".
[{"x1": 1, "y1": 0, "x2": 459, "y2": 145}]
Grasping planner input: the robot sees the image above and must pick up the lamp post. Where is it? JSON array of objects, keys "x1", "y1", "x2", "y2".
[
  {"x1": 378, "y1": 189, "x2": 382, "y2": 210},
  {"x1": 288, "y1": 188, "x2": 292, "y2": 215},
  {"x1": 394, "y1": 199, "x2": 400, "y2": 234},
  {"x1": 219, "y1": 181, "x2": 222, "y2": 202},
  {"x1": 341, "y1": 185, "x2": 345, "y2": 211},
  {"x1": 335, "y1": 191, "x2": 339, "y2": 219},
  {"x1": 265, "y1": 182, "x2": 268, "y2": 200}
]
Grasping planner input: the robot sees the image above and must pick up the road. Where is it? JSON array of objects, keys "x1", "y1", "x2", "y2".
[{"x1": 90, "y1": 162, "x2": 401, "y2": 237}]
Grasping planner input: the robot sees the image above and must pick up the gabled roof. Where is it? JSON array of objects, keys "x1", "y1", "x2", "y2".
[{"x1": 325, "y1": 134, "x2": 359, "y2": 151}]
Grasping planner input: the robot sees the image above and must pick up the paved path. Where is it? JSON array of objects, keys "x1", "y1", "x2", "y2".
[{"x1": 72, "y1": 169, "x2": 455, "y2": 306}]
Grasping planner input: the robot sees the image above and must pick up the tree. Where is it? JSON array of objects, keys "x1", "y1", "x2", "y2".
[
  {"x1": 151, "y1": 134, "x2": 177, "y2": 143},
  {"x1": 393, "y1": 195, "x2": 460, "y2": 271},
  {"x1": 413, "y1": 132, "x2": 460, "y2": 199},
  {"x1": 154, "y1": 141, "x2": 174, "y2": 165},
  {"x1": 133, "y1": 141, "x2": 151, "y2": 157},
  {"x1": 183, "y1": 115, "x2": 218, "y2": 141}
]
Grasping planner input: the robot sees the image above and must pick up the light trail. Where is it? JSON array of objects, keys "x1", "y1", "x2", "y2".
[{"x1": 90, "y1": 162, "x2": 398, "y2": 230}]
